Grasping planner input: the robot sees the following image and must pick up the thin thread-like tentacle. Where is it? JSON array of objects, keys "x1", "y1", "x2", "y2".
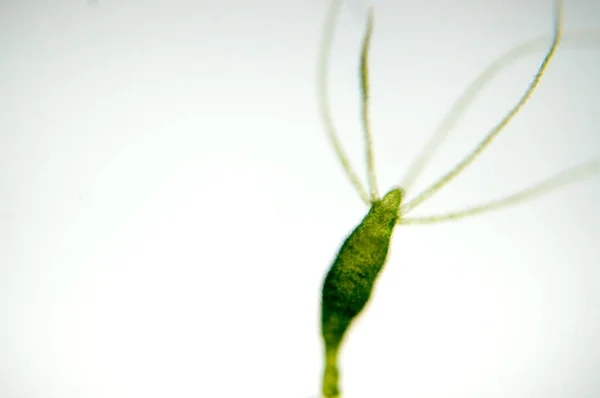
[
  {"x1": 400, "y1": 0, "x2": 564, "y2": 214},
  {"x1": 399, "y1": 30, "x2": 599, "y2": 194},
  {"x1": 318, "y1": 0, "x2": 371, "y2": 205},
  {"x1": 360, "y1": 7, "x2": 380, "y2": 201},
  {"x1": 399, "y1": 156, "x2": 600, "y2": 224}
]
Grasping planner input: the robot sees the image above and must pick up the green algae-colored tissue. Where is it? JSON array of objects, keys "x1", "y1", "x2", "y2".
[{"x1": 320, "y1": 189, "x2": 402, "y2": 397}]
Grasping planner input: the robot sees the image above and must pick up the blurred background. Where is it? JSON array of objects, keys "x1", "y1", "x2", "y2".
[{"x1": 1, "y1": 0, "x2": 599, "y2": 397}]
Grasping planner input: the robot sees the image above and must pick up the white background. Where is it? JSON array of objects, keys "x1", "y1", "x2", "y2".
[{"x1": 1, "y1": 0, "x2": 600, "y2": 397}]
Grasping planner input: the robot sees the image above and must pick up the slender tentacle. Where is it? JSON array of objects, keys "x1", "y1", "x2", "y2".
[
  {"x1": 399, "y1": 31, "x2": 599, "y2": 194},
  {"x1": 318, "y1": 0, "x2": 371, "y2": 205},
  {"x1": 360, "y1": 7, "x2": 380, "y2": 201},
  {"x1": 399, "y1": 156, "x2": 600, "y2": 224},
  {"x1": 400, "y1": 0, "x2": 564, "y2": 215}
]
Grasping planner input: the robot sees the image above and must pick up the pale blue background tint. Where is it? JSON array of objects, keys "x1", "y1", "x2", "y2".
[{"x1": 1, "y1": 0, "x2": 599, "y2": 397}]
